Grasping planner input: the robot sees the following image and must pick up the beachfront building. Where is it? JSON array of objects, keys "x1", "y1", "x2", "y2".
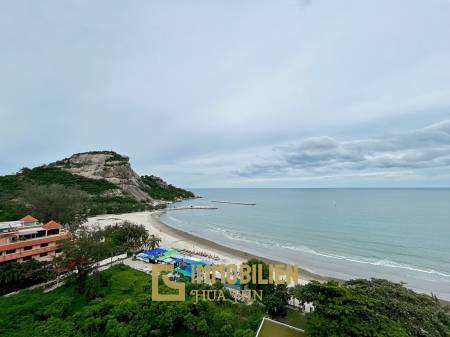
[{"x1": 0, "y1": 215, "x2": 69, "y2": 264}]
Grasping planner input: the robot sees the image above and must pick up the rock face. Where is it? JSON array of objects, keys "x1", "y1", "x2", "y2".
[{"x1": 51, "y1": 151, "x2": 179, "y2": 205}]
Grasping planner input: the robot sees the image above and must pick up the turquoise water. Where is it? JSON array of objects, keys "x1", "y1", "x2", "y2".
[{"x1": 161, "y1": 188, "x2": 450, "y2": 299}]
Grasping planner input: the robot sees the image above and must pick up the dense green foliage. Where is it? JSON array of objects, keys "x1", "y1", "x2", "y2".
[
  {"x1": 101, "y1": 221, "x2": 161, "y2": 255},
  {"x1": 56, "y1": 226, "x2": 112, "y2": 291},
  {"x1": 245, "y1": 258, "x2": 290, "y2": 316},
  {"x1": 21, "y1": 183, "x2": 90, "y2": 227},
  {"x1": 291, "y1": 279, "x2": 450, "y2": 337},
  {"x1": 0, "y1": 169, "x2": 135, "y2": 221},
  {"x1": 89, "y1": 195, "x2": 149, "y2": 215},
  {"x1": 0, "y1": 260, "x2": 55, "y2": 295},
  {"x1": 20, "y1": 166, "x2": 117, "y2": 194},
  {"x1": 0, "y1": 174, "x2": 27, "y2": 220},
  {"x1": 141, "y1": 175, "x2": 195, "y2": 201},
  {"x1": 0, "y1": 265, "x2": 264, "y2": 337},
  {"x1": 0, "y1": 166, "x2": 123, "y2": 221},
  {"x1": 0, "y1": 163, "x2": 194, "y2": 221},
  {"x1": 57, "y1": 221, "x2": 161, "y2": 292},
  {"x1": 275, "y1": 307, "x2": 308, "y2": 330}
]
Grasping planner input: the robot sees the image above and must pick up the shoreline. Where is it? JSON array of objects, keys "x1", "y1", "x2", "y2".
[
  {"x1": 84, "y1": 210, "x2": 450, "y2": 305},
  {"x1": 152, "y1": 210, "x2": 330, "y2": 283},
  {"x1": 85, "y1": 210, "x2": 329, "y2": 285}
]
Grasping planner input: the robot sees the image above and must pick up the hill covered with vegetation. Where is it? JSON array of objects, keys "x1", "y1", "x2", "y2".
[{"x1": 0, "y1": 151, "x2": 194, "y2": 221}]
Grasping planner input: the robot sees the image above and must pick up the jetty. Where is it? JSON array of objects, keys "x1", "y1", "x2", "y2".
[
  {"x1": 167, "y1": 206, "x2": 218, "y2": 211},
  {"x1": 210, "y1": 200, "x2": 256, "y2": 206}
]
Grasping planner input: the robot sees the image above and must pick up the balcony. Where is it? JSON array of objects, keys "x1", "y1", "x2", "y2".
[
  {"x1": 0, "y1": 231, "x2": 70, "y2": 253},
  {"x1": 0, "y1": 245, "x2": 61, "y2": 263}
]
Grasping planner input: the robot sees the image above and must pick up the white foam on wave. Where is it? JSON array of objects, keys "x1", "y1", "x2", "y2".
[
  {"x1": 166, "y1": 217, "x2": 450, "y2": 279},
  {"x1": 282, "y1": 244, "x2": 450, "y2": 278},
  {"x1": 164, "y1": 214, "x2": 184, "y2": 224},
  {"x1": 208, "y1": 225, "x2": 256, "y2": 244}
]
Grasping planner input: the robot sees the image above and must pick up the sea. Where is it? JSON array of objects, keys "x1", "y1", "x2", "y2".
[{"x1": 161, "y1": 188, "x2": 450, "y2": 300}]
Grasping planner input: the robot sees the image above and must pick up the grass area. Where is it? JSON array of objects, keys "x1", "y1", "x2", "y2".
[
  {"x1": 273, "y1": 307, "x2": 307, "y2": 330},
  {"x1": 103, "y1": 264, "x2": 150, "y2": 302},
  {"x1": 257, "y1": 318, "x2": 305, "y2": 337},
  {"x1": 0, "y1": 265, "x2": 264, "y2": 337}
]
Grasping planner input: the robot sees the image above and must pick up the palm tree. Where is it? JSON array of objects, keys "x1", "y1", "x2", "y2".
[{"x1": 147, "y1": 234, "x2": 162, "y2": 250}]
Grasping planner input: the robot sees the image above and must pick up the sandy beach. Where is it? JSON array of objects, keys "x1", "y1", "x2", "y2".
[{"x1": 84, "y1": 210, "x2": 326, "y2": 285}]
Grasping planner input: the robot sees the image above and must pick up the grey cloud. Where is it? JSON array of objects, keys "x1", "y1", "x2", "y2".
[
  {"x1": 1, "y1": 0, "x2": 450, "y2": 188},
  {"x1": 236, "y1": 120, "x2": 450, "y2": 177}
]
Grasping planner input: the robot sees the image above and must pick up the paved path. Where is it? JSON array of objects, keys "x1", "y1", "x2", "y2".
[{"x1": 122, "y1": 258, "x2": 153, "y2": 274}]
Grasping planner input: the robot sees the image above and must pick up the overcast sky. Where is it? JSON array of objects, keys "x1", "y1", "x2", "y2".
[{"x1": 1, "y1": 0, "x2": 450, "y2": 188}]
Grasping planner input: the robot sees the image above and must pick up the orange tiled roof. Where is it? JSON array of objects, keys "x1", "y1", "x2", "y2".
[
  {"x1": 20, "y1": 215, "x2": 38, "y2": 222},
  {"x1": 42, "y1": 220, "x2": 62, "y2": 230}
]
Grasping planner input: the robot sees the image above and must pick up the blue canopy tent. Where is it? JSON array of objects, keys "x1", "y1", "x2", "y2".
[{"x1": 143, "y1": 247, "x2": 167, "y2": 260}]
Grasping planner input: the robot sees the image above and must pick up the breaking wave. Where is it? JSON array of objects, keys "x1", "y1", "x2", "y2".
[{"x1": 207, "y1": 224, "x2": 450, "y2": 278}]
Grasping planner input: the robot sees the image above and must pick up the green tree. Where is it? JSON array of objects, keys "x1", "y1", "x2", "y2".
[
  {"x1": 245, "y1": 259, "x2": 290, "y2": 317},
  {"x1": 0, "y1": 260, "x2": 55, "y2": 295},
  {"x1": 263, "y1": 284, "x2": 290, "y2": 316},
  {"x1": 234, "y1": 329, "x2": 256, "y2": 337},
  {"x1": 102, "y1": 221, "x2": 156, "y2": 256},
  {"x1": 147, "y1": 234, "x2": 162, "y2": 250},
  {"x1": 83, "y1": 272, "x2": 112, "y2": 301},
  {"x1": 55, "y1": 226, "x2": 111, "y2": 291},
  {"x1": 21, "y1": 183, "x2": 89, "y2": 230},
  {"x1": 0, "y1": 265, "x2": 266, "y2": 337},
  {"x1": 292, "y1": 279, "x2": 450, "y2": 337},
  {"x1": 245, "y1": 258, "x2": 269, "y2": 292}
]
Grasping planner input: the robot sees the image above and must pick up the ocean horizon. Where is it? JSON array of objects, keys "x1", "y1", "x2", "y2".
[{"x1": 162, "y1": 188, "x2": 450, "y2": 300}]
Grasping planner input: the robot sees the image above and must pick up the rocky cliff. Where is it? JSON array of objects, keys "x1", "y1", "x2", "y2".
[
  {"x1": 51, "y1": 151, "x2": 151, "y2": 203},
  {"x1": 50, "y1": 151, "x2": 194, "y2": 205}
]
